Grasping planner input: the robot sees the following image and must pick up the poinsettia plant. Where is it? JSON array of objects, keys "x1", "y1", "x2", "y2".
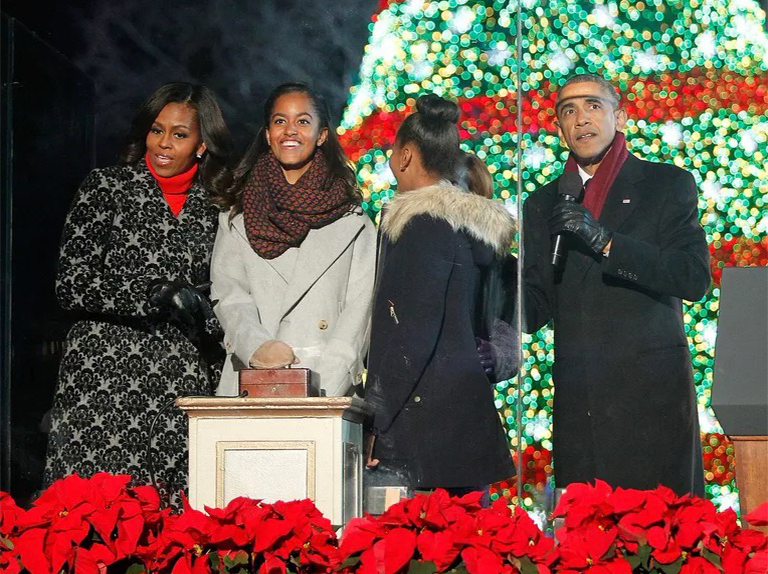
[
  {"x1": 551, "y1": 480, "x2": 768, "y2": 574},
  {"x1": 1, "y1": 474, "x2": 766, "y2": 573},
  {"x1": 338, "y1": 488, "x2": 555, "y2": 573}
]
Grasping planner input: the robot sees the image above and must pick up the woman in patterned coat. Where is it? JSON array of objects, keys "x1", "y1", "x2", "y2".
[
  {"x1": 211, "y1": 83, "x2": 376, "y2": 397},
  {"x1": 44, "y1": 83, "x2": 233, "y2": 505}
]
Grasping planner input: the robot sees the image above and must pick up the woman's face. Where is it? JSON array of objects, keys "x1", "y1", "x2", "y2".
[
  {"x1": 145, "y1": 102, "x2": 206, "y2": 178},
  {"x1": 265, "y1": 92, "x2": 328, "y2": 183}
]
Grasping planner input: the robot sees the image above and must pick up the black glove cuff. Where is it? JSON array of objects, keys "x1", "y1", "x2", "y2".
[{"x1": 590, "y1": 228, "x2": 612, "y2": 255}]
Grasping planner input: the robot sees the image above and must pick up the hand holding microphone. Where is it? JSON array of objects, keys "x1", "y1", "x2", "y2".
[
  {"x1": 549, "y1": 173, "x2": 612, "y2": 261},
  {"x1": 549, "y1": 172, "x2": 583, "y2": 266}
]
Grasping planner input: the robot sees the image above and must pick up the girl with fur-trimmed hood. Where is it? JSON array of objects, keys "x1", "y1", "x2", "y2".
[{"x1": 365, "y1": 94, "x2": 516, "y2": 494}]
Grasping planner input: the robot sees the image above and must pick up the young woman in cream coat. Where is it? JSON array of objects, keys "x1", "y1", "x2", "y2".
[{"x1": 211, "y1": 83, "x2": 376, "y2": 397}]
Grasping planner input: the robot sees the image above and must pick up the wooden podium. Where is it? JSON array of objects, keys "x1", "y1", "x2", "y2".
[
  {"x1": 730, "y1": 436, "x2": 768, "y2": 535},
  {"x1": 177, "y1": 397, "x2": 372, "y2": 527}
]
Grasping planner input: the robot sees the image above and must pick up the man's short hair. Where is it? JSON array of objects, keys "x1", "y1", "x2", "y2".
[{"x1": 556, "y1": 74, "x2": 621, "y2": 110}]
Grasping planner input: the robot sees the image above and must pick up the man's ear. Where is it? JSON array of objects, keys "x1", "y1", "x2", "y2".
[
  {"x1": 615, "y1": 107, "x2": 628, "y2": 131},
  {"x1": 554, "y1": 119, "x2": 564, "y2": 142}
]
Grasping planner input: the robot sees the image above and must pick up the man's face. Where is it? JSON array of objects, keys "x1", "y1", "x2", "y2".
[{"x1": 555, "y1": 81, "x2": 627, "y2": 173}]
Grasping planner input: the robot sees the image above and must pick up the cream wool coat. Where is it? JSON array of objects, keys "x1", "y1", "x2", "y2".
[{"x1": 211, "y1": 208, "x2": 376, "y2": 396}]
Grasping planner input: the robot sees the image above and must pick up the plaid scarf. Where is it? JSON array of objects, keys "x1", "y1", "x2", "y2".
[
  {"x1": 563, "y1": 132, "x2": 629, "y2": 219},
  {"x1": 242, "y1": 150, "x2": 353, "y2": 259}
]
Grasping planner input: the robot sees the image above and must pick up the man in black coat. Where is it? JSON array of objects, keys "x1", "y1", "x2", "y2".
[{"x1": 522, "y1": 74, "x2": 711, "y2": 496}]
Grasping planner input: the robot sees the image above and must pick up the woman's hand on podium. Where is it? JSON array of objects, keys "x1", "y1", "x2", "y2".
[{"x1": 249, "y1": 340, "x2": 300, "y2": 369}]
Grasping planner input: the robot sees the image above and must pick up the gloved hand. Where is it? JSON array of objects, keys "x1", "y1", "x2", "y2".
[
  {"x1": 476, "y1": 337, "x2": 495, "y2": 378},
  {"x1": 148, "y1": 280, "x2": 215, "y2": 326},
  {"x1": 548, "y1": 200, "x2": 612, "y2": 256}
]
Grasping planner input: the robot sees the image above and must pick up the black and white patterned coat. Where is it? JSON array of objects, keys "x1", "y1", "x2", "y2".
[{"x1": 44, "y1": 160, "x2": 221, "y2": 504}]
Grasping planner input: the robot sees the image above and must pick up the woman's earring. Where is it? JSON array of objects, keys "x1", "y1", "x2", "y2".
[{"x1": 196, "y1": 152, "x2": 203, "y2": 159}]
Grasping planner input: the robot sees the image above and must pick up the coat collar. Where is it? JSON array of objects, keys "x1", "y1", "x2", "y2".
[
  {"x1": 381, "y1": 182, "x2": 516, "y2": 255},
  {"x1": 231, "y1": 209, "x2": 367, "y2": 320},
  {"x1": 131, "y1": 159, "x2": 213, "y2": 227}
]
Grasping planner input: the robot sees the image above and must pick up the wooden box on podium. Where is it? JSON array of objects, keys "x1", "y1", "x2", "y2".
[{"x1": 176, "y1": 397, "x2": 372, "y2": 527}]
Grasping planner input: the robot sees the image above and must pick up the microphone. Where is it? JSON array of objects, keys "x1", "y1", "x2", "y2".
[{"x1": 551, "y1": 172, "x2": 584, "y2": 266}]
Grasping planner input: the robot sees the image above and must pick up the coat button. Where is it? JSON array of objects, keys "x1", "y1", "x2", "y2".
[
  {"x1": 413, "y1": 396, "x2": 421, "y2": 403},
  {"x1": 318, "y1": 320, "x2": 328, "y2": 330}
]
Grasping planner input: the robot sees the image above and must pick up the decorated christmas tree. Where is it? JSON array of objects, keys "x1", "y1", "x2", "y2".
[{"x1": 339, "y1": 0, "x2": 768, "y2": 517}]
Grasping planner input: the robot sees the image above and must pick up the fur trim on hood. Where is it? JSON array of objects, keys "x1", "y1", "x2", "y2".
[{"x1": 381, "y1": 182, "x2": 516, "y2": 255}]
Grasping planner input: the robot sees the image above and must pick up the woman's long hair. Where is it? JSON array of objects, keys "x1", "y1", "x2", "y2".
[
  {"x1": 119, "y1": 82, "x2": 234, "y2": 209},
  {"x1": 222, "y1": 82, "x2": 361, "y2": 215}
]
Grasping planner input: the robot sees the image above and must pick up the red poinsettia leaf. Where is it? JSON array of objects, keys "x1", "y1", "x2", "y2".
[
  {"x1": 651, "y1": 541, "x2": 682, "y2": 565},
  {"x1": 732, "y1": 528, "x2": 768, "y2": 552},
  {"x1": 744, "y1": 502, "x2": 768, "y2": 527},
  {"x1": 417, "y1": 529, "x2": 460, "y2": 571},
  {"x1": 88, "y1": 507, "x2": 120, "y2": 546},
  {"x1": 715, "y1": 508, "x2": 740, "y2": 538},
  {"x1": 89, "y1": 473, "x2": 131, "y2": 503},
  {"x1": 84, "y1": 542, "x2": 118, "y2": 567},
  {"x1": 205, "y1": 496, "x2": 253, "y2": 522},
  {"x1": 339, "y1": 517, "x2": 381, "y2": 556},
  {"x1": 171, "y1": 555, "x2": 194, "y2": 574},
  {"x1": 382, "y1": 528, "x2": 417, "y2": 574},
  {"x1": 252, "y1": 518, "x2": 293, "y2": 553},
  {"x1": 132, "y1": 486, "x2": 162, "y2": 523},
  {"x1": 676, "y1": 522, "x2": 704, "y2": 549},
  {"x1": 606, "y1": 488, "x2": 647, "y2": 515},
  {"x1": 601, "y1": 557, "x2": 634, "y2": 573},
  {"x1": 14, "y1": 528, "x2": 50, "y2": 574},
  {"x1": 721, "y1": 545, "x2": 748, "y2": 574},
  {"x1": 115, "y1": 513, "x2": 145, "y2": 557},
  {"x1": 58, "y1": 474, "x2": 95, "y2": 510},
  {"x1": 745, "y1": 548, "x2": 768, "y2": 574},
  {"x1": 679, "y1": 555, "x2": 721, "y2": 573},
  {"x1": 191, "y1": 555, "x2": 212, "y2": 574},
  {"x1": 258, "y1": 552, "x2": 286, "y2": 574},
  {"x1": 73, "y1": 548, "x2": 101, "y2": 574},
  {"x1": 208, "y1": 523, "x2": 250, "y2": 546},
  {"x1": 460, "y1": 545, "x2": 504, "y2": 574},
  {"x1": 0, "y1": 492, "x2": 24, "y2": 535},
  {"x1": 0, "y1": 553, "x2": 22, "y2": 574},
  {"x1": 652, "y1": 485, "x2": 680, "y2": 506}
]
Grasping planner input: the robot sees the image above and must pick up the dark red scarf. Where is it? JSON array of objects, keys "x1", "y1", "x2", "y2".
[
  {"x1": 242, "y1": 150, "x2": 353, "y2": 259},
  {"x1": 145, "y1": 154, "x2": 198, "y2": 217},
  {"x1": 563, "y1": 132, "x2": 628, "y2": 219}
]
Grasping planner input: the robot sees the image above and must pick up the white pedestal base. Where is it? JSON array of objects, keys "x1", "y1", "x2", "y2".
[{"x1": 177, "y1": 397, "x2": 371, "y2": 527}]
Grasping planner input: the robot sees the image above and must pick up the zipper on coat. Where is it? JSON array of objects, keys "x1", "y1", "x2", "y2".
[{"x1": 387, "y1": 300, "x2": 399, "y2": 324}]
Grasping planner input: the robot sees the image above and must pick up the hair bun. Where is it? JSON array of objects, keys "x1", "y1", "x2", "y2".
[{"x1": 416, "y1": 94, "x2": 460, "y2": 124}]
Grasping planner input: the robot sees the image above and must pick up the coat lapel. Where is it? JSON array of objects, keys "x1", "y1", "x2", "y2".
[
  {"x1": 278, "y1": 213, "x2": 365, "y2": 319},
  {"x1": 570, "y1": 153, "x2": 645, "y2": 278},
  {"x1": 231, "y1": 215, "x2": 294, "y2": 284},
  {"x1": 598, "y1": 153, "x2": 645, "y2": 234}
]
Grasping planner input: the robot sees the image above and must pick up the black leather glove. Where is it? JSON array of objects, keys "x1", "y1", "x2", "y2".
[
  {"x1": 476, "y1": 337, "x2": 495, "y2": 379},
  {"x1": 548, "y1": 200, "x2": 612, "y2": 256},
  {"x1": 148, "y1": 280, "x2": 215, "y2": 326}
]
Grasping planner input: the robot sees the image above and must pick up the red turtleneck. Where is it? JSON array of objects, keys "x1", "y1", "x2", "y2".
[{"x1": 145, "y1": 154, "x2": 199, "y2": 217}]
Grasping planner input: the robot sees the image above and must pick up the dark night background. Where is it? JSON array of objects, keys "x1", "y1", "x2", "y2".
[
  {"x1": 2, "y1": 0, "x2": 378, "y2": 162},
  {"x1": 0, "y1": 0, "x2": 377, "y2": 504}
]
